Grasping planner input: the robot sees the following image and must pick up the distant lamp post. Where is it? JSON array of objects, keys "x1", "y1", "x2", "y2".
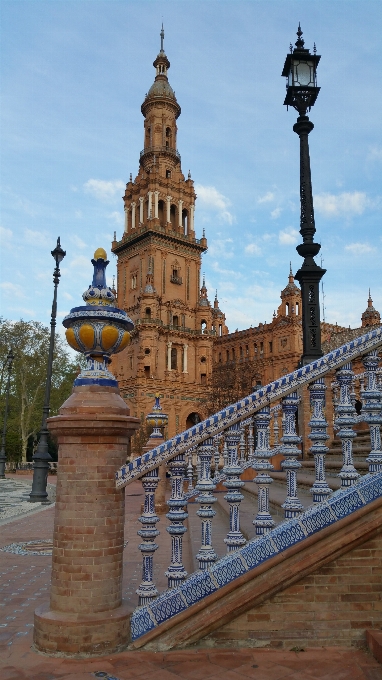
[
  {"x1": 0, "y1": 348, "x2": 15, "y2": 479},
  {"x1": 282, "y1": 24, "x2": 326, "y2": 365},
  {"x1": 29, "y1": 237, "x2": 66, "y2": 503}
]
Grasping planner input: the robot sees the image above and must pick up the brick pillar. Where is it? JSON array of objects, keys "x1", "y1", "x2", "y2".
[{"x1": 34, "y1": 384, "x2": 139, "y2": 656}]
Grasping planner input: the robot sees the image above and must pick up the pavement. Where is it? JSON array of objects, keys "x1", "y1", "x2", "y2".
[{"x1": 1, "y1": 474, "x2": 382, "y2": 680}]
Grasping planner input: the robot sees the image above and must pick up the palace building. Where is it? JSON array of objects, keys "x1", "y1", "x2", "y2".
[{"x1": 110, "y1": 30, "x2": 380, "y2": 447}]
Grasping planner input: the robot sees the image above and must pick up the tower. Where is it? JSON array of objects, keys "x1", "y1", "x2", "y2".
[{"x1": 111, "y1": 28, "x2": 227, "y2": 444}]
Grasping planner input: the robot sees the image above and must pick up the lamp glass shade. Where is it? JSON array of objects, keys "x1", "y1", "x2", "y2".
[{"x1": 289, "y1": 59, "x2": 315, "y2": 87}]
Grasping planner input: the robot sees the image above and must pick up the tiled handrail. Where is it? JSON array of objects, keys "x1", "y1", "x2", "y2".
[{"x1": 116, "y1": 327, "x2": 382, "y2": 488}]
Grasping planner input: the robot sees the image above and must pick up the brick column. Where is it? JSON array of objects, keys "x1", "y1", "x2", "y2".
[{"x1": 34, "y1": 384, "x2": 139, "y2": 656}]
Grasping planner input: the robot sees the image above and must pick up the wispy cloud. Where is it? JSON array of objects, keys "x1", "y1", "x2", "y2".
[
  {"x1": 208, "y1": 238, "x2": 234, "y2": 259},
  {"x1": 195, "y1": 184, "x2": 234, "y2": 224},
  {"x1": 278, "y1": 228, "x2": 299, "y2": 245},
  {"x1": 24, "y1": 228, "x2": 50, "y2": 247},
  {"x1": 270, "y1": 207, "x2": 282, "y2": 219},
  {"x1": 368, "y1": 146, "x2": 382, "y2": 162},
  {"x1": 345, "y1": 242, "x2": 375, "y2": 255},
  {"x1": 108, "y1": 211, "x2": 124, "y2": 226},
  {"x1": 0, "y1": 226, "x2": 13, "y2": 245},
  {"x1": 315, "y1": 191, "x2": 370, "y2": 218},
  {"x1": 70, "y1": 235, "x2": 87, "y2": 249},
  {"x1": 0, "y1": 282, "x2": 26, "y2": 299},
  {"x1": 245, "y1": 243, "x2": 262, "y2": 255},
  {"x1": 258, "y1": 192, "x2": 275, "y2": 204},
  {"x1": 84, "y1": 179, "x2": 125, "y2": 202}
]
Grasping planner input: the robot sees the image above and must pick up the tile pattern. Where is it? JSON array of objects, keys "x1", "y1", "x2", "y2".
[
  {"x1": 116, "y1": 327, "x2": 382, "y2": 487},
  {"x1": 131, "y1": 471, "x2": 382, "y2": 640}
]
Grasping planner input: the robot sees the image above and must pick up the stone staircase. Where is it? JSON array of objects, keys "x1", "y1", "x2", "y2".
[{"x1": 115, "y1": 328, "x2": 382, "y2": 652}]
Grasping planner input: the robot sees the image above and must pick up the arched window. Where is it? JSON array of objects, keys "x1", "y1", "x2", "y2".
[
  {"x1": 286, "y1": 302, "x2": 290, "y2": 316},
  {"x1": 172, "y1": 315, "x2": 179, "y2": 327},
  {"x1": 166, "y1": 127, "x2": 171, "y2": 148},
  {"x1": 239, "y1": 346, "x2": 243, "y2": 358},
  {"x1": 254, "y1": 342, "x2": 258, "y2": 354},
  {"x1": 232, "y1": 348, "x2": 235, "y2": 361},
  {"x1": 219, "y1": 324, "x2": 222, "y2": 336},
  {"x1": 296, "y1": 302, "x2": 299, "y2": 315},
  {"x1": 201, "y1": 320, "x2": 207, "y2": 332},
  {"x1": 171, "y1": 347, "x2": 177, "y2": 370},
  {"x1": 226, "y1": 350, "x2": 229, "y2": 362},
  {"x1": 145, "y1": 307, "x2": 151, "y2": 319}
]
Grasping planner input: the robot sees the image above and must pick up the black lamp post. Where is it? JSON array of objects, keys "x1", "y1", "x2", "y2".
[
  {"x1": 0, "y1": 348, "x2": 15, "y2": 479},
  {"x1": 282, "y1": 24, "x2": 326, "y2": 366},
  {"x1": 29, "y1": 237, "x2": 66, "y2": 503}
]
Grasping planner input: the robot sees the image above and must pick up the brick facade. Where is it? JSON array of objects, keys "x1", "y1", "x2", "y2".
[{"x1": 202, "y1": 531, "x2": 382, "y2": 650}]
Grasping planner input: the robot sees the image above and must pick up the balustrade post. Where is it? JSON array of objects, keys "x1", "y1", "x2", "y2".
[
  {"x1": 213, "y1": 436, "x2": 221, "y2": 479},
  {"x1": 223, "y1": 423, "x2": 246, "y2": 552},
  {"x1": 253, "y1": 406, "x2": 275, "y2": 536},
  {"x1": 308, "y1": 378, "x2": 332, "y2": 502},
  {"x1": 273, "y1": 409, "x2": 280, "y2": 447},
  {"x1": 248, "y1": 424, "x2": 255, "y2": 463},
  {"x1": 187, "y1": 453, "x2": 194, "y2": 492},
  {"x1": 239, "y1": 426, "x2": 246, "y2": 464},
  {"x1": 165, "y1": 453, "x2": 188, "y2": 588},
  {"x1": 137, "y1": 468, "x2": 160, "y2": 605},
  {"x1": 362, "y1": 350, "x2": 382, "y2": 473},
  {"x1": 281, "y1": 392, "x2": 303, "y2": 518},
  {"x1": 195, "y1": 438, "x2": 218, "y2": 570},
  {"x1": 335, "y1": 362, "x2": 360, "y2": 487}
]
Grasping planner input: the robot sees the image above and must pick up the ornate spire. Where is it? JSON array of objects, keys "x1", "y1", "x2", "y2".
[
  {"x1": 295, "y1": 22, "x2": 305, "y2": 50},
  {"x1": 160, "y1": 23, "x2": 164, "y2": 53},
  {"x1": 199, "y1": 274, "x2": 209, "y2": 307},
  {"x1": 362, "y1": 290, "x2": 381, "y2": 327}
]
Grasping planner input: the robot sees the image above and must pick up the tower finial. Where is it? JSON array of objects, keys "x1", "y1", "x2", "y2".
[
  {"x1": 160, "y1": 23, "x2": 164, "y2": 52},
  {"x1": 295, "y1": 22, "x2": 305, "y2": 49},
  {"x1": 289, "y1": 261, "x2": 293, "y2": 276}
]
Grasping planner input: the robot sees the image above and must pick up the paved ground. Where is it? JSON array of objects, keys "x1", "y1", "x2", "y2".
[{"x1": 1, "y1": 474, "x2": 381, "y2": 679}]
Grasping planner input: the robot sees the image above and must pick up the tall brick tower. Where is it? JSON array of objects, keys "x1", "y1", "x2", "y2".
[{"x1": 111, "y1": 27, "x2": 227, "y2": 442}]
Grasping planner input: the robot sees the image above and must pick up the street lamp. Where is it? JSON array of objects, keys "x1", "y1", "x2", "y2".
[
  {"x1": 282, "y1": 24, "x2": 326, "y2": 365},
  {"x1": 0, "y1": 348, "x2": 15, "y2": 479},
  {"x1": 29, "y1": 237, "x2": 66, "y2": 502}
]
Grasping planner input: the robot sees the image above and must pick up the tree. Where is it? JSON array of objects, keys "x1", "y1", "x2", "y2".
[{"x1": 0, "y1": 318, "x2": 80, "y2": 463}]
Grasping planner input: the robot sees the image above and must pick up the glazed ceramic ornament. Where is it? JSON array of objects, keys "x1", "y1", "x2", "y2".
[{"x1": 63, "y1": 248, "x2": 134, "y2": 386}]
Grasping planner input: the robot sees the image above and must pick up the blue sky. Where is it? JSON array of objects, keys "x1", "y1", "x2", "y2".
[{"x1": 1, "y1": 0, "x2": 381, "y2": 340}]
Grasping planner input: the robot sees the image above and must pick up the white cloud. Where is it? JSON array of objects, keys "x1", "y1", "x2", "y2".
[
  {"x1": 69, "y1": 255, "x2": 92, "y2": 275},
  {"x1": 345, "y1": 242, "x2": 375, "y2": 255},
  {"x1": 245, "y1": 243, "x2": 262, "y2": 255},
  {"x1": 84, "y1": 179, "x2": 125, "y2": 202},
  {"x1": 0, "y1": 282, "x2": 26, "y2": 299},
  {"x1": 278, "y1": 228, "x2": 299, "y2": 245},
  {"x1": 70, "y1": 235, "x2": 87, "y2": 249},
  {"x1": 258, "y1": 192, "x2": 275, "y2": 204},
  {"x1": 194, "y1": 184, "x2": 234, "y2": 224},
  {"x1": 0, "y1": 226, "x2": 12, "y2": 244},
  {"x1": 270, "y1": 207, "x2": 282, "y2": 219},
  {"x1": 315, "y1": 191, "x2": 370, "y2": 218},
  {"x1": 62, "y1": 291, "x2": 74, "y2": 300},
  {"x1": 24, "y1": 228, "x2": 50, "y2": 247}
]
